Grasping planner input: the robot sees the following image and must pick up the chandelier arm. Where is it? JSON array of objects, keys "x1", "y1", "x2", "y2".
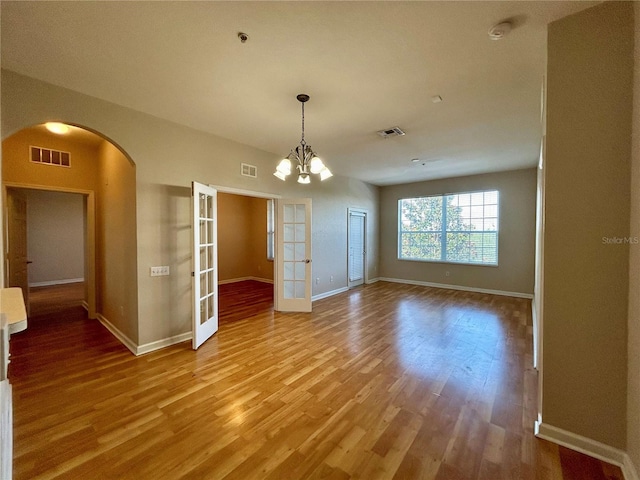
[{"x1": 304, "y1": 146, "x2": 314, "y2": 164}]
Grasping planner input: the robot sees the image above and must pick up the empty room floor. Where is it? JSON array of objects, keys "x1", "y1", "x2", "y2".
[{"x1": 8, "y1": 282, "x2": 621, "y2": 479}]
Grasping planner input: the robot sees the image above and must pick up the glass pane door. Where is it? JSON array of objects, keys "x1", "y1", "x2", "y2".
[
  {"x1": 275, "y1": 198, "x2": 312, "y2": 312},
  {"x1": 192, "y1": 182, "x2": 218, "y2": 349},
  {"x1": 348, "y1": 210, "x2": 366, "y2": 287}
]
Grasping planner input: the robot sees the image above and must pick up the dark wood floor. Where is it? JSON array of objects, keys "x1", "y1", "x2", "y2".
[
  {"x1": 219, "y1": 280, "x2": 273, "y2": 323},
  {"x1": 8, "y1": 281, "x2": 622, "y2": 479},
  {"x1": 29, "y1": 281, "x2": 85, "y2": 317}
]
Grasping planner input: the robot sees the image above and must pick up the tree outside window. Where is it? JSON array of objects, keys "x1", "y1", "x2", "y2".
[{"x1": 398, "y1": 190, "x2": 499, "y2": 265}]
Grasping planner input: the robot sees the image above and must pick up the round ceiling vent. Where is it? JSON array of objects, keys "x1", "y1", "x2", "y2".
[{"x1": 488, "y1": 22, "x2": 512, "y2": 40}]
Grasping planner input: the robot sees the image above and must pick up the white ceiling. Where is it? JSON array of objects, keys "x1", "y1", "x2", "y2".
[{"x1": 1, "y1": 1, "x2": 596, "y2": 186}]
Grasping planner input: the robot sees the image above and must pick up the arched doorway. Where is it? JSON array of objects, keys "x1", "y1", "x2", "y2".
[{"x1": 2, "y1": 123, "x2": 139, "y2": 349}]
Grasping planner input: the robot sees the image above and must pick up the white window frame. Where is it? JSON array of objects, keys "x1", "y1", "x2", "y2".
[
  {"x1": 266, "y1": 198, "x2": 275, "y2": 261},
  {"x1": 398, "y1": 189, "x2": 499, "y2": 266}
]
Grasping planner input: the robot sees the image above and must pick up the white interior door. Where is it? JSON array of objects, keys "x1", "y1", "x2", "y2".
[
  {"x1": 192, "y1": 181, "x2": 218, "y2": 349},
  {"x1": 275, "y1": 198, "x2": 312, "y2": 312},
  {"x1": 348, "y1": 209, "x2": 366, "y2": 288}
]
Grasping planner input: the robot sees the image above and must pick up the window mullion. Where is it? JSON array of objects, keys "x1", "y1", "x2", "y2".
[
  {"x1": 397, "y1": 190, "x2": 498, "y2": 265},
  {"x1": 441, "y1": 197, "x2": 447, "y2": 261}
]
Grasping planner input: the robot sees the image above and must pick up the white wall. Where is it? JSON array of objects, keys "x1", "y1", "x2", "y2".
[{"x1": 26, "y1": 190, "x2": 84, "y2": 286}]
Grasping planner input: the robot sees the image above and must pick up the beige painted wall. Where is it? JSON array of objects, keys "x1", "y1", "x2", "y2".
[
  {"x1": 217, "y1": 193, "x2": 274, "y2": 282},
  {"x1": 27, "y1": 190, "x2": 84, "y2": 285},
  {"x1": 248, "y1": 197, "x2": 274, "y2": 281},
  {"x1": 2, "y1": 126, "x2": 139, "y2": 342},
  {"x1": 544, "y1": 1, "x2": 633, "y2": 450},
  {"x1": 0, "y1": 70, "x2": 379, "y2": 346},
  {"x1": 2, "y1": 128, "x2": 99, "y2": 191},
  {"x1": 628, "y1": 1, "x2": 640, "y2": 473},
  {"x1": 3, "y1": 127, "x2": 100, "y2": 307},
  {"x1": 379, "y1": 168, "x2": 536, "y2": 295},
  {"x1": 218, "y1": 193, "x2": 252, "y2": 281},
  {"x1": 96, "y1": 141, "x2": 138, "y2": 342}
]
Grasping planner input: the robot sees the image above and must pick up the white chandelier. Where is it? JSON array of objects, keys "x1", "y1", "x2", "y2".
[{"x1": 273, "y1": 94, "x2": 332, "y2": 184}]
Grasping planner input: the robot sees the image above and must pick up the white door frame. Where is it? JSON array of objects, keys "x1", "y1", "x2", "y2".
[
  {"x1": 534, "y1": 135, "x2": 546, "y2": 430},
  {"x1": 347, "y1": 208, "x2": 367, "y2": 288},
  {"x1": 2, "y1": 182, "x2": 97, "y2": 319},
  {"x1": 534, "y1": 75, "x2": 546, "y2": 431}
]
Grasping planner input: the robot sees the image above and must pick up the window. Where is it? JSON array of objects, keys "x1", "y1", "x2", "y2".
[
  {"x1": 266, "y1": 199, "x2": 275, "y2": 260},
  {"x1": 398, "y1": 190, "x2": 499, "y2": 265}
]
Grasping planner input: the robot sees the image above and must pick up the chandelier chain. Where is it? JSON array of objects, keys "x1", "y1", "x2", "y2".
[{"x1": 300, "y1": 101, "x2": 305, "y2": 145}]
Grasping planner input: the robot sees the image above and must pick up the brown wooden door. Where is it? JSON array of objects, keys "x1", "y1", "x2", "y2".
[{"x1": 6, "y1": 189, "x2": 30, "y2": 314}]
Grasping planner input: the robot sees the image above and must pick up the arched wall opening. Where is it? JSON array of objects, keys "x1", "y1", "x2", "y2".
[{"x1": 2, "y1": 123, "x2": 139, "y2": 346}]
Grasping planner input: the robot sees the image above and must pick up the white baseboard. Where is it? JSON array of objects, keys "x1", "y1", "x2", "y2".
[
  {"x1": 531, "y1": 300, "x2": 538, "y2": 370},
  {"x1": 218, "y1": 277, "x2": 251, "y2": 285},
  {"x1": 366, "y1": 277, "x2": 380, "y2": 284},
  {"x1": 97, "y1": 313, "x2": 192, "y2": 356},
  {"x1": 81, "y1": 301, "x2": 88, "y2": 312},
  {"x1": 625, "y1": 456, "x2": 640, "y2": 480},
  {"x1": 29, "y1": 278, "x2": 84, "y2": 287},
  {"x1": 312, "y1": 286, "x2": 349, "y2": 302},
  {"x1": 218, "y1": 276, "x2": 273, "y2": 285},
  {"x1": 96, "y1": 314, "x2": 137, "y2": 356},
  {"x1": 535, "y1": 421, "x2": 639, "y2": 480},
  {"x1": 377, "y1": 277, "x2": 533, "y2": 299},
  {"x1": 136, "y1": 332, "x2": 192, "y2": 356}
]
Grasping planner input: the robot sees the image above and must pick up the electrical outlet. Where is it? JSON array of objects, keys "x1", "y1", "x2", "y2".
[
  {"x1": 330, "y1": 275, "x2": 334, "y2": 283},
  {"x1": 445, "y1": 271, "x2": 450, "y2": 277},
  {"x1": 150, "y1": 266, "x2": 170, "y2": 277},
  {"x1": 315, "y1": 277, "x2": 320, "y2": 285}
]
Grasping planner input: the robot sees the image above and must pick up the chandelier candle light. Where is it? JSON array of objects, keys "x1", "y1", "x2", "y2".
[{"x1": 274, "y1": 94, "x2": 333, "y2": 184}]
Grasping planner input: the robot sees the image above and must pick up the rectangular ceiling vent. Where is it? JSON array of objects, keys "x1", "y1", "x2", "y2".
[
  {"x1": 376, "y1": 126, "x2": 406, "y2": 138},
  {"x1": 30, "y1": 145, "x2": 70, "y2": 167},
  {"x1": 241, "y1": 163, "x2": 257, "y2": 178}
]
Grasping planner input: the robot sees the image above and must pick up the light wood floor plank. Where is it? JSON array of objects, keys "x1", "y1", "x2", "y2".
[{"x1": 9, "y1": 280, "x2": 624, "y2": 479}]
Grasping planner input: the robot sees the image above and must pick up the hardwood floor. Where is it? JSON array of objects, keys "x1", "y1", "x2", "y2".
[
  {"x1": 29, "y1": 282, "x2": 85, "y2": 317},
  {"x1": 9, "y1": 281, "x2": 622, "y2": 480},
  {"x1": 219, "y1": 280, "x2": 273, "y2": 324}
]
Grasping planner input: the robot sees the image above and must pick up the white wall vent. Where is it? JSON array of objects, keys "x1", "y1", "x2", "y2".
[
  {"x1": 241, "y1": 163, "x2": 257, "y2": 178},
  {"x1": 376, "y1": 126, "x2": 406, "y2": 138},
  {"x1": 30, "y1": 146, "x2": 70, "y2": 167}
]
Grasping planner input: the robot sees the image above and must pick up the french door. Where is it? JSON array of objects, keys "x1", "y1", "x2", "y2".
[
  {"x1": 275, "y1": 198, "x2": 312, "y2": 312},
  {"x1": 348, "y1": 209, "x2": 366, "y2": 288},
  {"x1": 191, "y1": 182, "x2": 218, "y2": 349}
]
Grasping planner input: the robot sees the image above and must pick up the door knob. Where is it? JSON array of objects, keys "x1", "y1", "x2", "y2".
[{"x1": 305, "y1": 259, "x2": 311, "y2": 264}]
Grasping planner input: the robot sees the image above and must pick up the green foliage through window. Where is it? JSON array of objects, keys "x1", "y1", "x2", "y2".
[{"x1": 398, "y1": 190, "x2": 499, "y2": 265}]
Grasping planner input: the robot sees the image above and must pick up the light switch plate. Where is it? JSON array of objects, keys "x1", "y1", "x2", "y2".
[{"x1": 150, "y1": 266, "x2": 170, "y2": 277}]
